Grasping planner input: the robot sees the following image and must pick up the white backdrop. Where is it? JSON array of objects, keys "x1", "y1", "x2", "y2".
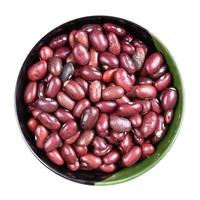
[{"x1": 0, "y1": 0, "x2": 199, "y2": 199}]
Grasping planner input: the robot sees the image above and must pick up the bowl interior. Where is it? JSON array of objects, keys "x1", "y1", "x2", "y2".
[{"x1": 15, "y1": 16, "x2": 183, "y2": 185}]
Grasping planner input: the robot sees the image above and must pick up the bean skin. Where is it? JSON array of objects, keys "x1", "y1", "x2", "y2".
[
  {"x1": 55, "y1": 108, "x2": 74, "y2": 123},
  {"x1": 65, "y1": 131, "x2": 81, "y2": 145},
  {"x1": 96, "y1": 113, "x2": 109, "y2": 134},
  {"x1": 46, "y1": 149, "x2": 64, "y2": 165},
  {"x1": 164, "y1": 110, "x2": 174, "y2": 124},
  {"x1": 134, "y1": 99, "x2": 151, "y2": 115},
  {"x1": 35, "y1": 98, "x2": 58, "y2": 113},
  {"x1": 107, "y1": 32, "x2": 121, "y2": 55},
  {"x1": 103, "y1": 150, "x2": 120, "y2": 164},
  {"x1": 31, "y1": 108, "x2": 42, "y2": 119},
  {"x1": 74, "y1": 77, "x2": 89, "y2": 93},
  {"x1": 39, "y1": 46, "x2": 53, "y2": 61},
  {"x1": 80, "y1": 66, "x2": 102, "y2": 81},
  {"x1": 48, "y1": 57, "x2": 63, "y2": 76},
  {"x1": 102, "y1": 69, "x2": 116, "y2": 83},
  {"x1": 141, "y1": 143, "x2": 155, "y2": 157},
  {"x1": 73, "y1": 145, "x2": 88, "y2": 157},
  {"x1": 77, "y1": 130, "x2": 95, "y2": 146},
  {"x1": 103, "y1": 23, "x2": 126, "y2": 37},
  {"x1": 99, "y1": 164, "x2": 116, "y2": 173},
  {"x1": 121, "y1": 40, "x2": 135, "y2": 55},
  {"x1": 133, "y1": 134, "x2": 144, "y2": 145},
  {"x1": 66, "y1": 53, "x2": 76, "y2": 64},
  {"x1": 80, "y1": 153, "x2": 102, "y2": 169},
  {"x1": 92, "y1": 136, "x2": 108, "y2": 150},
  {"x1": 74, "y1": 30, "x2": 89, "y2": 48},
  {"x1": 67, "y1": 160, "x2": 80, "y2": 171},
  {"x1": 119, "y1": 133, "x2": 133, "y2": 153},
  {"x1": 116, "y1": 95, "x2": 130, "y2": 105},
  {"x1": 124, "y1": 33, "x2": 133, "y2": 43},
  {"x1": 69, "y1": 30, "x2": 77, "y2": 48},
  {"x1": 151, "y1": 65, "x2": 168, "y2": 79},
  {"x1": 61, "y1": 144, "x2": 77, "y2": 164},
  {"x1": 96, "y1": 101, "x2": 117, "y2": 113},
  {"x1": 93, "y1": 145, "x2": 112, "y2": 157},
  {"x1": 49, "y1": 34, "x2": 67, "y2": 49},
  {"x1": 54, "y1": 46, "x2": 71, "y2": 59},
  {"x1": 89, "y1": 80, "x2": 102, "y2": 103},
  {"x1": 88, "y1": 48, "x2": 99, "y2": 68},
  {"x1": 35, "y1": 125, "x2": 49, "y2": 149},
  {"x1": 119, "y1": 53, "x2": 136, "y2": 73},
  {"x1": 57, "y1": 91, "x2": 75, "y2": 110},
  {"x1": 81, "y1": 24, "x2": 102, "y2": 33},
  {"x1": 24, "y1": 81, "x2": 37, "y2": 104},
  {"x1": 102, "y1": 86, "x2": 124, "y2": 100},
  {"x1": 27, "y1": 118, "x2": 38, "y2": 133},
  {"x1": 129, "y1": 114, "x2": 142, "y2": 128},
  {"x1": 99, "y1": 52, "x2": 119, "y2": 69},
  {"x1": 44, "y1": 132, "x2": 62, "y2": 152},
  {"x1": 45, "y1": 77, "x2": 61, "y2": 98},
  {"x1": 73, "y1": 99, "x2": 91, "y2": 118},
  {"x1": 60, "y1": 62, "x2": 74, "y2": 82},
  {"x1": 137, "y1": 77, "x2": 153, "y2": 85},
  {"x1": 150, "y1": 98, "x2": 161, "y2": 114},
  {"x1": 110, "y1": 131, "x2": 126, "y2": 142},
  {"x1": 155, "y1": 72, "x2": 172, "y2": 91},
  {"x1": 109, "y1": 116, "x2": 131, "y2": 132}
]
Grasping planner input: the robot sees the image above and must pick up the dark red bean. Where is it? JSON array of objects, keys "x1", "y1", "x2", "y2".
[
  {"x1": 27, "y1": 118, "x2": 38, "y2": 133},
  {"x1": 115, "y1": 95, "x2": 130, "y2": 105},
  {"x1": 73, "y1": 144, "x2": 88, "y2": 156},
  {"x1": 57, "y1": 91, "x2": 75, "y2": 110},
  {"x1": 39, "y1": 46, "x2": 53, "y2": 61},
  {"x1": 133, "y1": 134, "x2": 144, "y2": 145},
  {"x1": 27, "y1": 60, "x2": 47, "y2": 81},
  {"x1": 96, "y1": 113, "x2": 109, "y2": 134},
  {"x1": 92, "y1": 136, "x2": 108, "y2": 150},
  {"x1": 99, "y1": 52, "x2": 119, "y2": 69},
  {"x1": 96, "y1": 101, "x2": 117, "y2": 113},
  {"x1": 80, "y1": 153, "x2": 102, "y2": 169},
  {"x1": 24, "y1": 81, "x2": 37, "y2": 104},
  {"x1": 59, "y1": 120, "x2": 78, "y2": 140},
  {"x1": 93, "y1": 145, "x2": 112, "y2": 157},
  {"x1": 73, "y1": 43, "x2": 90, "y2": 65},
  {"x1": 89, "y1": 29, "x2": 108, "y2": 52},
  {"x1": 134, "y1": 99, "x2": 151, "y2": 115},
  {"x1": 38, "y1": 112, "x2": 61, "y2": 130},
  {"x1": 124, "y1": 33, "x2": 133, "y2": 43},
  {"x1": 119, "y1": 53, "x2": 136, "y2": 73},
  {"x1": 69, "y1": 30, "x2": 77, "y2": 48},
  {"x1": 161, "y1": 88, "x2": 177, "y2": 110},
  {"x1": 155, "y1": 72, "x2": 172, "y2": 91},
  {"x1": 129, "y1": 114, "x2": 142, "y2": 128},
  {"x1": 67, "y1": 160, "x2": 80, "y2": 171},
  {"x1": 80, "y1": 107, "x2": 99, "y2": 129},
  {"x1": 65, "y1": 131, "x2": 81, "y2": 145},
  {"x1": 110, "y1": 116, "x2": 131, "y2": 132},
  {"x1": 74, "y1": 77, "x2": 89, "y2": 93},
  {"x1": 54, "y1": 46, "x2": 71, "y2": 59},
  {"x1": 121, "y1": 40, "x2": 135, "y2": 55},
  {"x1": 77, "y1": 130, "x2": 95, "y2": 146},
  {"x1": 102, "y1": 85, "x2": 124, "y2": 100},
  {"x1": 55, "y1": 108, "x2": 74, "y2": 123},
  {"x1": 137, "y1": 77, "x2": 153, "y2": 85},
  {"x1": 164, "y1": 110, "x2": 174, "y2": 124},
  {"x1": 102, "y1": 69, "x2": 116, "y2": 83},
  {"x1": 46, "y1": 149, "x2": 64, "y2": 165},
  {"x1": 150, "y1": 98, "x2": 161, "y2": 114},
  {"x1": 98, "y1": 130, "x2": 109, "y2": 138},
  {"x1": 88, "y1": 48, "x2": 99, "y2": 68},
  {"x1": 61, "y1": 144, "x2": 77, "y2": 164},
  {"x1": 32, "y1": 108, "x2": 42, "y2": 119},
  {"x1": 103, "y1": 23, "x2": 126, "y2": 37},
  {"x1": 45, "y1": 77, "x2": 61, "y2": 98},
  {"x1": 110, "y1": 131, "x2": 126, "y2": 142},
  {"x1": 103, "y1": 150, "x2": 120, "y2": 164},
  {"x1": 119, "y1": 133, "x2": 133, "y2": 153},
  {"x1": 48, "y1": 57, "x2": 63, "y2": 76},
  {"x1": 80, "y1": 66, "x2": 102, "y2": 81},
  {"x1": 107, "y1": 32, "x2": 121, "y2": 55},
  {"x1": 44, "y1": 132, "x2": 62, "y2": 152},
  {"x1": 89, "y1": 80, "x2": 102, "y2": 103},
  {"x1": 141, "y1": 143, "x2": 155, "y2": 157},
  {"x1": 35, "y1": 98, "x2": 58, "y2": 113},
  {"x1": 151, "y1": 65, "x2": 168, "y2": 79},
  {"x1": 66, "y1": 53, "x2": 76, "y2": 64},
  {"x1": 37, "y1": 81, "x2": 45, "y2": 98},
  {"x1": 49, "y1": 34, "x2": 67, "y2": 49},
  {"x1": 99, "y1": 164, "x2": 116, "y2": 173},
  {"x1": 81, "y1": 24, "x2": 102, "y2": 33},
  {"x1": 60, "y1": 62, "x2": 74, "y2": 82},
  {"x1": 35, "y1": 125, "x2": 49, "y2": 149},
  {"x1": 132, "y1": 45, "x2": 146, "y2": 71},
  {"x1": 73, "y1": 99, "x2": 91, "y2": 118},
  {"x1": 122, "y1": 146, "x2": 142, "y2": 167},
  {"x1": 74, "y1": 30, "x2": 89, "y2": 48}
]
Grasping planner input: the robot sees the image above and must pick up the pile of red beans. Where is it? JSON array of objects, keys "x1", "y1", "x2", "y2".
[{"x1": 24, "y1": 22, "x2": 178, "y2": 173}]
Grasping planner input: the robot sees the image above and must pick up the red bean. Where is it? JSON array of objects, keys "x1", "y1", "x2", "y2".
[
  {"x1": 69, "y1": 30, "x2": 77, "y2": 48},
  {"x1": 102, "y1": 69, "x2": 116, "y2": 83},
  {"x1": 122, "y1": 146, "x2": 142, "y2": 167},
  {"x1": 74, "y1": 77, "x2": 89, "y2": 93},
  {"x1": 119, "y1": 53, "x2": 136, "y2": 73},
  {"x1": 48, "y1": 57, "x2": 63, "y2": 76},
  {"x1": 93, "y1": 145, "x2": 112, "y2": 157},
  {"x1": 110, "y1": 116, "x2": 131, "y2": 132},
  {"x1": 57, "y1": 91, "x2": 75, "y2": 110},
  {"x1": 65, "y1": 131, "x2": 81, "y2": 145},
  {"x1": 60, "y1": 62, "x2": 74, "y2": 82},
  {"x1": 103, "y1": 23, "x2": 126, "y2": 37},
  {"x1": 99, "y1": 52, "x2": 119, "y2": 69},
  {"x1": 119, "y1": 133, "x2": 133, "y2": 153},
  {"x1": 44, "y1": 132, "x2": 62, "y2": 152},
  {"x1": 80, "y1": 153, "x2": 102, "y2": 169},
  {"x1": 44, "y1": 77, "x2": 61, "y2": 98},
  {"x1": 121, "y1": 40, "x2": 135, "y2": 55},
  {"x1": 92, "y1": 136, "x2": 108, "y2": 150},
  {"x1": 103, "y1": 150, "x2": 120, "y2": 164},
  {"x1": 32, "y1": 108, "x2": 42, "y2": 119},
  {"x1": 80, "y1": 107, "x2": 99, "y2": 129},
  {"x1": 49, "y1": 34, "x2": 67, "y2": 49},
  {"x1": 88, "y1": 48, "x2": 99, "y2": 68},
  {"x1": 80, "y1": 66, "x2": 102, "y2": 81},
  {"x1": 89, "y1": 29, "x2": 108, "y2": 52},
  {"x1": 151, "y1": 65, "x2": 167, "y2": 79},
  {"x1": 110, "y1": 131, "x2": 126, "y2": 142},
  {"x1": 115, "y1": 95, "x2": 130, "y2": 105},
  {"x1": 27, "y1": 118, "x2": 38, "y2": 133},
  {"x1": 38, "y1": 112, "x2": 61, "y2": 130},
  {"x1": 155, "y1": 72, "x2": 172, "y2": 91},
  {"x1": 37, "y1": 81, "x2": 45, "y2": 98},
  {"x1": 81, "y1": 24, "x2": 102, "y2": 33},
  {"x1": 54, "y1": 46, "x2": 71, "y2": 59},
  {"x1": 98, "y1": 130, "x2": 109, "y2": 138},
  {"x1": 99, "y1": 164, "x2": 116, "y2": 173},
  {"x1": 102, "y1": 86, "x2": 124, "y2": 100},
  {"x1": 134, "y1": 99, "x2": 151, "y2": 115},
  {"x1": 35, "y1": 125, "x2": 49, "y2": 149},
  {"x1": 96, "y1": 113, "x2": 109, "y2": 134},
  {"x1": 73, "y1": 145, "x2": 88, "y2": 157},
  {"x1": 74, "y1": 30, "x2": 89, "y2": 48},
  {"x1": 59, "y1": 120, "x2": 78, "y2": 140},
  {"x1": 54, "y1": 109, "x2": 74, "y2": 123},
  {"x1": 107, "y1": 32, "x2": 121, "y2": 55},
  {"x1": 72, "y1": 99, "x2": 90, "y2": 118},
  {"x1": 124, "y1": 33, "x2": 133, "y2": 43},
  {"x1": 129, "y1": 114, "x2": 142, "y2": 128},
  {"x1": 77, "y1": 130, "x2": 95, "y2": 146},
  {"x1": 24, "y1": 81, "x2": 37, "y2": 104},
  {"x1": 27, "y1": 60, "x2": 47, "y2": 81},
  {"x1": 96, "y1": 101, "x2": 117, "y2": 113},
  {"x1": 150, "y1": 98, "x2": 161, "y2": 114},
  {"x1": 73, "y1": 43, "x2": 90, "y2": 65},
  {"x1": 67, "y1": 160, "x2": 80, "y2": 171},
  {"x1": 133, "y1": 134, "x2": 144, "y2": 145},
  {"x1": 61, "y1": 144, "x2": 77, "y2": 164},
  {"x1": 35, "y1": 98, "x2": 58, "y2": 113},
  {"x1": 164, "y1": 110, "x2": 174, "y2": 124},
  {"x1": 89, "y1": 80, "x2": 102, "y2": 103},
  {"x1": 66, "y1": 53, "x2": 76, "y2": 64},
  {"x1": 137, "y1": 77, "x2": 153, "y2": 85},
  {"x1": 39, "y1": 46, "x2": 53, "y2": 61},
  {"x1": 141, "y1": 143, "x2": 155, "y2": 157},
  {"x1": 46, "y1": 149, "x2": 64, "y2": 165}
]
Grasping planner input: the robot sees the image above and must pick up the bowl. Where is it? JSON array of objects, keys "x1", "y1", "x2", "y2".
[{"x1": 15, "y1": 15, "x2": 184, "y2": 185}]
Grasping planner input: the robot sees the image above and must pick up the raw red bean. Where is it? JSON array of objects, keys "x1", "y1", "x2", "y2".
[
  {"x1": 107, "y1": 32, "x2": 121, "y2": 55},
  {"x1": 119, "y1": 53, "x2": 136, "y2": 73},
  {"x1": 133, "y1": 134, "x2": 144, "y2": 145},
  {"x1": 67, "y1": 160, "x2": 80, "y2": 171},
  {"x1": 151, "y1": 65, "x2": 168, "y2": 79},
  {"x1": 80, "y1": 66, "x2": 102, "y2": 81},
  {"x1": 24, "y1": 81, "x2": 37, "y2": 104},
  {"x1": 63, "y1": 80, "x2": 85, "y2": 101},
  {"x1": 35, "y1": 98, "x2": 58, "y2": 113},
  {"x1": 27, "y1": 118, "x2": 38, "y2": 133},
  {"x1": 54, "y1": 46, "x2": 71, "y2": 59},
  {"x1": 77, "y1": 130, "x2": 95, "y2": 146},
  {"x1": 61, "y1": 144, "x2": 77, "y2": 164},
  {"x1": 121, "y1": 40, "x2": 135, "y2": 55},
  {"x1": 164, "y1": 110, "x2": 174, "y2": 124},
  {"x1": 141, "y1": 143, "x2": 155, "y2": 157},
  {"x1": 132, "y1": 45, "x2": 146, "y2": 71},
  {"x1": 102, "y1": 69, "x2": 116, "y2": 83},
  {"x1": 110, "y1": 116, "x2": 131, "y2": 132},
  {"x1": 37, "y1": 81, "x2": 45, "y2": 98},
  {"x1": 89, "y1": 80, "x2": 102, "y2": 103},
  {"x1": 32, "y1": 108, "x2": 42, "y2": 119},
  {"x1": 48, "y1": 57, "x2": 63, "y2": 76},
  {"x1": 99, "y1": 52, "x2": 119, "y2": 69},
  {"x1": 114, "y1": 68, "x2": 133, "y2": 92},
  {"x1": 74, "y1": 30, "x2": 89, "y2": 48},
  {"x1": 134, "y1": 99, "x2": 151, "y2": 115},
  {"x1": 161, "y1": 88, "x2": 177, "y2": 110},
  {"x1": 129, "y1": 114, "x2": 142, "y2": 128},
  {"x1": 103, "y1": 150, "x2": 120, "y2": 164},
  {"x1": 96, "y1": 113, "x2": 109, "y2": 134},
  {"x1": 35, "y1": 125, "x2": 49, "y2": 149},
  {"x1": 96, "y1": 101, "x2": 117, "y2": 113},
  {"x1": 92, "y1": 136, "x2": 108, "y2": 150},
  {"x1": 81, "y1": 24, "x2": 102, "y2": 33},
  {"x1": 38, "y1": 112, "x2": 61, "y2": 130},
  {"x1": 99, "y1": 164, "x2": 116, "y2": 173},
  {"x1": 98, "y1": 130, "x2": 109, "y2": 138},
  {"x1": 27, "y1": 60, "x2": 47, "y2": 81},
  {"x1": 80, "y1": 107, "x2": 99, "y2": 129},
  {"x1": 73, "y1": 99, "x2": 91, "y2": 118},
  {"x1": 93, "y1": 145, "x2": 112, "y2": 157},
  {"x1": 155, "y1": 72, "x2": 172, "y2": 91},
  {"x1": 137, "y1": 77, "x2": 153, "y2": 85},
  {"x1": 74, "y1": 77, "x2": 89, "y2": 93},
  {"x1": 130, "y1": 73, "x2": 136, "y2": 84},
  {"x1": 57, "y1": 91, "x2": 75, "y2": 110},
  {"x1": 39, "y1": 46, "x2": 53, "y2": 60},
  {"x1": 65, "y1": 131, "x2": 81, "y2": 145},
  {"x1": 73, "y1": 43, "x2": 90, "y2": 65},
  {"x1": 80, "y1": 153, "x2": 102, "y2": 169},
  {"x1": 45, "y1": 77, "x2": 61, "y2": 98},
  {"x1": 124, "y1": 33, "x2": 133, "y2": 43},
  {"x1": 60, "y1": 62, "x2": 74, "y2": 82},
  {"x1": 59, "y1": 120, "x2": 78, "y2": 140},
  {"x1": 110, "y1": 131, "x2": 126, "y2": 142},
  {"x1": 66, "y1": 53, "x2": 76, "y2": 64},
  {"x1": 116, "y1": 95, "x2": 130, "y2": 105},
  {"x1": 55, "y1": 108, "x2": 74, "y2": 123},
  {"x1": 44, "y1": 132, "x2": 62, "y2": 152},
  {"x1": 88, "y1": 48, "x2": 98, "y2": 68},
  {"x1": 150, "y1": 98, "x2": 161, "y2": 114},
  {"x1": 103, "y1": 23, "x2": 126, "y2": 37},
  {"x1": 102, "y1": 86, "x2": 124, "y2": 100},
  {"x1": 46, "y1": 149, "x2": 64, "y2": 165},
  {"x1": 49, "y1": 34, "x2": 67, "y2": 49},
  {"x1": 69, "y1": 30, "x2": 77, "y2": 48},
  {"x1": 89, "y1": 29, "x2": 108, "y2": 52},
  {"x1": 122, "y1": 146, "x2": 142, "y2": 167},
  {"x1": 119, "y1": 133, "x2": 133, "y2": 153},
  {"x1": 73, "y1": 145, "x2": 88, "y2": 157}
]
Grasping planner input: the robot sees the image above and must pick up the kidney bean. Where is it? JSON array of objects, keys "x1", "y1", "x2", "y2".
[
  {"x1": 103, "y1": 150, "x2": 120, "y2": 164},
  {"x1": 102, "y1": 69, "x2": 116, "y2": 83},
  {"x1": 103, "y1": 23, "x2": 126, "y2": 37},
  {"x1": 119, "y1": 133, "x2": 133, "y2": 153},
  {"x1": 27, "y1": 60, "x2": 47, "y2": 81},
  {"x1": 74, "y1": 30, "x2": 89, "y2": 48},
  {"x1": 46, "y1": 149, "x2": 64, "y2": 165},
  {"x1": 98, "y1": 130, "x2": 109, "y2": 138},
  {"x1": 132, "y1": 45, "x2": 146, "y2": 71},
  {"x1": 89, "y1": 29, "x2": 108, "y2": 52},
  {"x1": 134, "y1": 99, "x2": 151, "y2": 115},
  {"x1": 73, "y1": 99, "x2": 91, "y2": 118},
  {"x1": 67, "y1": 160, "x2": 80, "y2": 171},
  {"x1": 141, "y1": 143, "x2": 155, "y2": 157},
  {"x1": 129, "y1": 114, "x2": 142, "y2": 128},
  {"x1": 133, "y1": 134, "x2": 144, "y2": 145},
  {"x1": 56, "y1": 91, "x2": 75, "y2": 110},
  {"x1": 69, "y1": 30, "x2": 77, "y2": 48},
  {"x1": 110, "y1": 131, "x2": 126, "y2": 142},
  {"x1": 119, "y1": 53, "x2": 136, "y2": 73},
  {"x1": 35, "y1": 125, "x2": 49, "y2": 149},
  {"x1": 89, "y1": 80, "x2": 101, "y2": 103},
  {"x1": 144, "y1": 52, "x2": 164, "y2": 75},
  {"x1": 151, "y1": 65, "x2": 168, "y2": 79},
  {"x1": 137, "y1": 77, "x2": 153, "y2": 85},
  {"x1": 74, "y1": 77, "x2": 89, "y2": 93},
  {"x1": 118, "y1": 102, "x2": 142, "y2": 117},
  {"x1": 164, "y1": 110, "x2": 174, "y2": 124},
  {"x1": 32, "y1": 107, "x2": 42, "y2": 119},
  {"x1": 80, "y1": 107, "x2": 99, "y2": 129},
  {"x1": 92, "y1": 136, "x2": 108, "y2": 150},
  {"x1": 130, "y1": 73, "x2": 136, "y2": 85},
  {"x1": 155, "y1": 72, "x2": 172, "y2": 91},
  {"x1": 54, "y1": 109, "x2": 74, "y2": 123},
  {"x1": 27, "y1": 118, "x2": 38, "y2": 133},
  {"x1": 39, "y1": 46, "x2": 53, "y2": 61},
  {"x1": 73, "y1": 43, "x2": 90, "y2": 65},
  {"x1": 38, "y1": 112, "x2": 61, "y2": 130},
  {"x1": 37, "y1": 81, "x2": 45, "y2": 98},
  {"x1": 61, "y1": 144, "x2": 77, "y2": 164},
  {"x1": 150, "y1": 98, "x2": 161, "y2": 114},
  {"x1": 65, "y1": 131, "x2": 80, "y2": 145},
  {"x1": 114, "y1": 68, "x2": 133, "y2": 92},
  {"x1": 122, "y1": 146, "x2": 142, "y2": 167},
  {"x1": 54, "y1": 46, "x2": 71, "y2": 59},
  {"x1": 115, "y1": 96, "x2": 130, "y2": 106},
  {"x1": 66, "y1": 53, "x2": 76, "y2": 64},
  {"x1": 99, "y1": 52, "x2": 119, "y2": 69},
  {"x1": 161, "y1": 87, "x2": 177, "y2": 110},
  {"x1": 49, "y1": 34, "x2": 67, "y2": 49},
  {"x1": 24, "y1": 81, "x2": 37, "y2": 104},
  {"x1": 110, "y1": 116, "x2": 131, "y2": 132},
  {"x1": 48, "y1": 57, "x2": 63, "y2": 76},
  {"x1": 81, "y1": 24, "x2": 102, "y2": 33},
  {"x1": 45, "y1": 73, "x2": 53, "y2": 82},
  {"x1": 80, "y1": 153, "x2": 102, "y2": 169},
  {"x1": 44, "y1": 132, "x2": 62, "y2": 152},
  {"x1": 73, "y1": 145, "x2": 88, "y2": 157},
  {"x1": 59, "y1": 120, "x2": 78, "y2": 140},
  {"x1": 60, "y1": 62, "x2": 74, "y2": 82},
  {"x1": 35, "y1": 98, "x2": 58, "y2": 113},
  {"x1": 107, "y1": 32, "x2": 121, "y2": 55},
  {"x1": 133, "y1": 128, "x2": 143, "y2": 138},
  {"x1": 102, "y1": 86, "x2": 124, "y2": 100},
  {"x1": 95, "y1": 113, "x2": 109, "y2": 134},
  {"x1": 99, "y1": 164, "x2": 116, "y2": 173},
  {"x1": 121, "y1": 40, "x2": 135, "y2": 55},
  {"x1": 77, "y1": 130, "x2": 95, "y2": 146},
  {"x1": 93, "y1": 145, "x2": 112, "y2": 157},
  {"x1": 105, "y1": 135, "x2": 117, "y2": 144},
  {"x1": 44, "y1": 77, "x2": 61, "y2": 98},
  {"x1": 63, "y1": 80, "x2": 85, "y2": 101},
  {"x1": 88, "y1": 48, "x2": 99, "y2": 68},
  {"x1": 124, "y1": 33, "x2": 133, "y2": 43},
  {"x1": 80, "y1": 66, "x2": 102, "y2": 81}
]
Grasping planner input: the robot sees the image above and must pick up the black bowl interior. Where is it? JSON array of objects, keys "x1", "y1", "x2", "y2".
[{"x1": 15, "y1": 15, "x2": 157, "y2": 185}]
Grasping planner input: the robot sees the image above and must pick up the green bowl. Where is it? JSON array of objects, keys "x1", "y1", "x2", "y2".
[{"x1": 15, "y1": 16, "x2": 184, "y2": 186}]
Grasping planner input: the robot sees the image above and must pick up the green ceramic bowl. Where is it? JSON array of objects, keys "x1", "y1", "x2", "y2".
[{"x1": 15, "y1": 16, "x2": 184, "y2": 186}]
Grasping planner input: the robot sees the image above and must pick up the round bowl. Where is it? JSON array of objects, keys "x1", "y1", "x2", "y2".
[{"x1": 15, "y1": 15, "x2": 184, "y2": 185}]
